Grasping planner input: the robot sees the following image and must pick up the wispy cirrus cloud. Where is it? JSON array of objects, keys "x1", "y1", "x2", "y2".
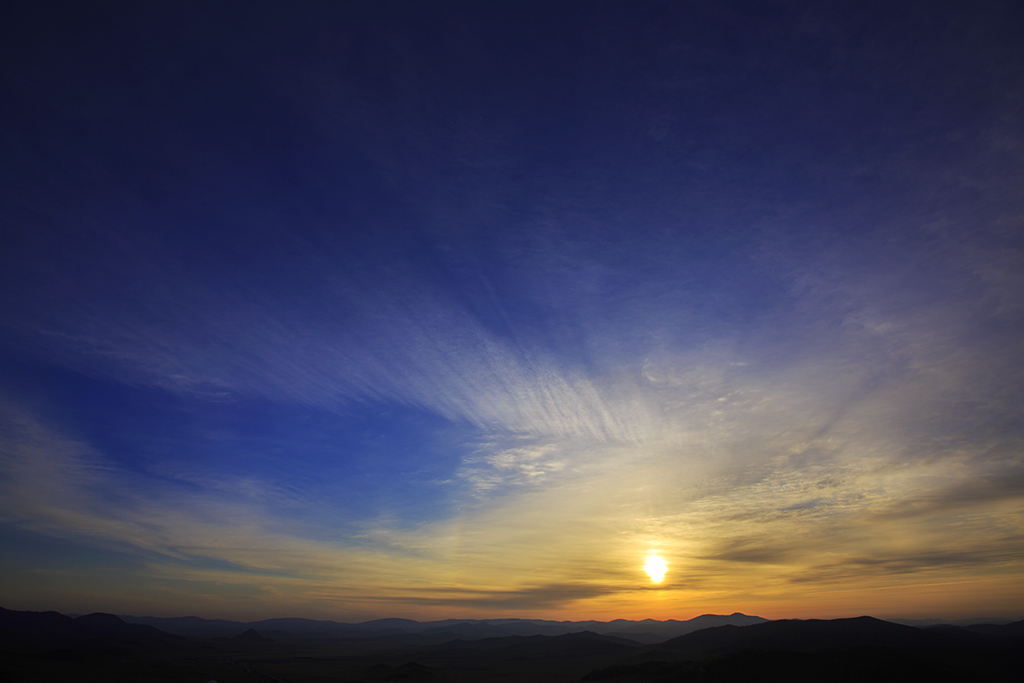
[
  {"x1": 16, "y1": 252, "x2": 657, "y2": 446},
  {"x1": 3, "y1": 235, "x2": 1024, "y2": 620}
]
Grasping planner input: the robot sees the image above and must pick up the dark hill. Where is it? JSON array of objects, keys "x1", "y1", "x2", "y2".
[
  {"x1": 584, "y1": 646, "x2": 975, "y2": 683},
  {"x1": 0, "y1": 607, "x2": 79, "y2": 639},
  {"x1": 74, "y1": 612, "x2": 126, "y2": 630},
  {"x1": 248, "y1": 616, "x2": 353, "y2": 637},
  {"x1": 419, "y1": 631, "x2": 641, "y2": 660},
  {"x1": 0, "y1": 607, "x2": 181, "y2": 649},
  {"x1": 962, "y1": 618, "x2": 1024, "y2": 637},
  {"x1": 926, "y1": 620, "x2": 1024, "y2": 647},
  {"x1": 234, "y1": 627, "x2": 271, "y2": 642},
  {"x1": 360, "y1": 617, "x2": 423, "y2": 629},
  {"x1": 119, "y1": 614, "x2": 249, "y2": 638},
  {"x1": 421, "y1": 621, "x2": 519, "y2": 639},
  {"x1": 585, "y1": 617, "x2": 1024, "y2": 682},
  {"x1": 661, "y1": 616, "x2": 945, "y2": 657},
  {"x1": 611, "y1": 613, "x2": 767, "y2": 642}
]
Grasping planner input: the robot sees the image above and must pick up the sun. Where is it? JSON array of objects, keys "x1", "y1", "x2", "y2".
[{"x1": 644, "y1": 554, "x2": 667, "y2": 583}]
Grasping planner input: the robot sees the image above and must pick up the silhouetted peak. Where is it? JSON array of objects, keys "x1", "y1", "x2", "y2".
[{"x1": 76, "y1": 612, "x2": 127, "y2": 628}]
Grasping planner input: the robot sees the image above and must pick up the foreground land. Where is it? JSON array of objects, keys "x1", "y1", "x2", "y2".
[{"x1": 2, "y1": 607, "x2": 1022, "y2": 682}]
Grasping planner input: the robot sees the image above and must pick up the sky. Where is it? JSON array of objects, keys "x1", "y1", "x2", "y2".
[{"x1": 1, "y1": 1, "x2": 1023, "y2": 623}]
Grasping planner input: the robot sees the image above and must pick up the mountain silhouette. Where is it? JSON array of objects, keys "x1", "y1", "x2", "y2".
[
  {"x1": 0, "y1": 607, "x2": 178, "y2": 646},
  {"x1": 115, "y1": 612, "x2": 766, "y2": 640},
  {"x1": 660, "y1": 615, "x2": 946, "y2": 656},
  {"x1": 609, "y1": 613, "x2": 767, "y2": 642},
  {"x1": 5, "y1": 608, "x2": 1022, "y2": 682},
  {"x1": 234, "y1": 627, "x2": 272, "y2": 642},
  {"x1": 418, "y1": 631, "x2": 641, "y2": 660},
  {"x1": 584, "y1": 616, "x2": 1024, "y2": 682}
]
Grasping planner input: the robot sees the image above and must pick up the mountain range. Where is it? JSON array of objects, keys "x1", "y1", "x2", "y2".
[
  {"x1": 3, "y1": 607, "x2": 1022, "y2": 682},
  {"x1": 115, "y1": 611, "x2": 768, "y2": 643}
]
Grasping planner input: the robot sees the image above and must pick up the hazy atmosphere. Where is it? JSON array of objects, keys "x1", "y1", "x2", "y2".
[{"x1": 2, "y1": 1, "x2": 1023, "y2": 624}]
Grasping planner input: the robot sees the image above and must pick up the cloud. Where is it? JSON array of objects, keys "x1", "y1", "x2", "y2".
[
  {"x1": 4, "y1": 219, "x2": 1024, "y2": 619},
  {"x1": 365, "y1": 582, "x2": 617, "y2": 611},
  {"x1": 873, "y1": 469, "x2": 1024, "y2": 520},
  {"x1": 789, "y1": 541, "x2": 1024, "y2": 585},
  {"x1": 456, "y1": 439, "x2": 571, "y2": 495},
  {"x1": 0, "y1": 401, "x2": 381, "y2": 577},
  {"x1": 13, "y1": 251, "x2": 660, "y2": 447}
]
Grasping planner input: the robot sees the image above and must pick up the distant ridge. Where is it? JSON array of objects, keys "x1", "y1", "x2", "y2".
[
  {"x1": 583, "y1": 615, "x2": 1024, "y2": 682},
  {"x1": 608, "y1": 612, "x2": 767, "y2": 643},
  {"x1": 662, "y1": 616, "x2": 954, "y2": 656},
  {"x1": 892, "y1": 616, "x2": 1023, "y2": 627},
  {"x1": 7, "y1": 607, "x2": 1022, "y2": 683},
  {"x1": 0, "y1": 607, "x2": 181, "y2": 648},
  {"x1": 116, "y1": 614, "x2": 249, "y2": 638},
  {"x1": 117, "y1": 612, "x2": 767, "y2": 641}
]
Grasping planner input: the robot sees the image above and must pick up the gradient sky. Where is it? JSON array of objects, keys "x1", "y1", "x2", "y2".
[{"x1": 2, "y1": 1, "x2": 1023, "y2": 623}]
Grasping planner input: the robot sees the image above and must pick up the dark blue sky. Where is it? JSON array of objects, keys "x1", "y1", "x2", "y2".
[{"x1": 2, "y1": 1, "x2": 1023, "y2": 621}]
